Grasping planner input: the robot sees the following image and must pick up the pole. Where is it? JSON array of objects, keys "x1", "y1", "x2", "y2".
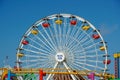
[
  {"x1": 7, "y1": 70, "x2": 11, "y2": 80},
  {"x1": 39, "y1": 69, "x2": 43, "y2": 80}
]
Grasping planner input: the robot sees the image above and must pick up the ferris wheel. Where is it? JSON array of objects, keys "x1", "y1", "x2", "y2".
[{"x1": 16, "y1": 14, "x2": 111, "y2": 80}]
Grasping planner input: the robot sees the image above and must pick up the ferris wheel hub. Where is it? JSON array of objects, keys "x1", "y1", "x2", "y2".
[{"x1": 55, "y1": 52, "x2": 65, "y2": 62}]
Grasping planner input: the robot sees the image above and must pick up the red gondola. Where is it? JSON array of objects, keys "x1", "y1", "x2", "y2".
[
  {"x1": 22, "y1": 40, "x2": 29, "y2": 45},
  {"x1": 42, "y1": 22, "x2": 50, "y2": 28},
  {"x1": 103, "y1": 60, "x2": 111, "y2": 64},
  {"x1": 70, "y1": 20, "x2": 77, "y2": 25},
  {"x1": 92, "y1": 34, "x2": 100, "y2": 39}
]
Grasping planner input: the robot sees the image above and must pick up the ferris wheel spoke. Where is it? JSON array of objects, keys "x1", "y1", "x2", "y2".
[
  {"x1": 71, "y1": 42, "x2": 99, "y2": 54},
  {"x1": 22, "y1": 59, "x2": 44, "y2": 62},
  {"x1": 26, "y1": 56, "x2": 49, "y2": 61},
  {"x1": 62, "y1": 17, "x2": 67, "y2": 49},
  {"x1": 76, "y1": 30, "x2": 86, "y2": 41},
  {"x1": 48, "y1": 25, "x2": 58, "y2": 51},
  {"x1": 52, "y1": 18, "x2": 60, "y2": 51},
  {"x1": 65, "y1": 35, "x2": 85, "y2": 53},
  {"x1": 27, "y1": 36, "x2": 52, "y2": 53},
  {"x1": 79, "y1": 32, "x2": 93, "y2": 44},
  {"x1": 40, "y1": 62, "x2": 53, "y2": 68},
  {"x1": 23, "y1": 48, "x2": 51, "y2": 57},
  {"x1": 68, "y1": 20, "x2": 83, "y2": 43},
  {"x1": 58, "y1": 18, "x2": 62, "y2": 51},
  {"x1": 41, "y1": 25, "x2": 58, "y2": 51},
  {"x1": 23, "y1": 48, "x2": 49, "y2": 55},
  {"x1": 63, "y1": 62, "x2": 77, "y2": 80},
  {"x1": 83, "y1": 42, "x2": 100, "y2": 50},
  {"x1": 80, "y1": 38, "x2": 94, "y2": 47},
  {"x1": 69, "y1": 24, "x2": 77, "y2": 37},
  {"x1": 57, "y1": 22, "x2": 63, "y2": 51},
  {"x1": 67, "y1": 37, "x2": 81, "y2": 50},
  {"x1": 33, "y1": 35, "x2": 54, "y2": 52},
  {"x1": 74, "y1": 56, "x2": 86, "y2": 61},
  {"x1": 24, "y1": 58, "x2": 53, "y2": 68},
  {"x1": 74, "y1": 58, "x2": 103, "y2": 64},
  {"x1": 76, "y1": 31, "x2": 87, "y2": 41},
  {"x1": 25, "y1": 54, "x2": 44, "y2": 58},
  {"x1": 78, "y1": 54, "x2": 104, "y2": 58},
  {"x1": 78, "y1": 30, "x2": 93, "y2": 42},
  {"x1": 65, "y1": 19, "x2": 72, "y2": 48},
  {"x1": 84, "y1": 49, "x2": 99, "y2": 54},
  {"x1": 73, "y1": 49, "x2": 98, "y2": 58},
  {"x1": 24, "y1": 58, "x2": 47, "y2": 64},
  {"x1": 28, "y1": 44, "x2": 52, "y2": 54},
  {"x1": 66, "y1": 36, "x2": 79, "y2": 49},
  {"x1": 86, "y1": 59, "x2": 103, "y2": 63},
  {"x1": 23, "y1": 48, "x2": 42, "y2": 54},
  {"x1": 36, "y1": 28, "x2": 56, "y2": 52},
  {"x1": 68, "y1": 45, "x2": 84, "y2": 55},
  {"x1": 79, "y1": 36, "x2": 89, "y2": 44},
  {"x1": 36, "y1": 62, "x2": 51, "y2": 68},
  {"x1": 74, "y1": 59, "x2": 86, "y2": 62},
  {"x1": 78, "y1": 54, "x2": 96, "y2": 58},
  {"x1": 75, "y1": 61, "x2": 104, "y2": 70},
  {"x1": 72, "y1": 62, "x2": 90, "y2": 71},
  {"x1": 72, "y1": 21, "x2": 85, "y2": 39},
  {"x1": 24, "y1": 61, "x2": 42, "y2": 68},
  {"x1": 24, "y1": 55, "x2": 50, "y2": 59},
  {"x1": 68, "y1": 20, "x2": 78, "y2": 40},
  {"x1": 39, "y1": 60, "x2": 53, "y2": 65},
  {"x1": 67, "y1": 59, "x2": 85, "y2": 69},
  {"x1": 72, "y1": 48, "x2": 100, "y2": 55},
  {"x1": 53, "y1": 18, "x2": 61, "y2": 51},
  {"x1": 66, "y1": 22, "x2": 84, "y2": 48}
]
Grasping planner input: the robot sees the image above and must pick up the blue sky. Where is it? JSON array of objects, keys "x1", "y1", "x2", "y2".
[{"x1": 0, "y1": 0, "x2": 120, "y2": 74}]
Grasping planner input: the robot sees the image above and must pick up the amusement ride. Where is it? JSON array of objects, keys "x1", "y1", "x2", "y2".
[{"x1": 0, "y1": 13, "x2": 118, "y2": 80}]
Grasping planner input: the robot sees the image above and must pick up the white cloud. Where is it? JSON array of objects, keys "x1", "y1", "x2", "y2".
[{"x1": 98, "y1": 24, "x2": 119, "y2": 35}]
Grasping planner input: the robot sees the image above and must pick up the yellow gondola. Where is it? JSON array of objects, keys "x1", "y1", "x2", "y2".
[
  {"x1": 114, "y1": 53, "x2": 120, "y2": 58},
  {"x1": 31, "y1": 30, "x2": 38, "y2": 35},
  {"x1": 82, "y1": 25, "x2": 90, "y2": 31},
  {"x1": 119, "y1": 53, "x2": 120, "y2": 57},
  {"x1": 55, "y1": 20, "x2": 62, "y2": 24},
  {"x1": 17, "y1": 53, "x2": 24, "y2": 58},
  {"x1": 99, "y1": 46, "x2": 106, "y2": 51}
]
